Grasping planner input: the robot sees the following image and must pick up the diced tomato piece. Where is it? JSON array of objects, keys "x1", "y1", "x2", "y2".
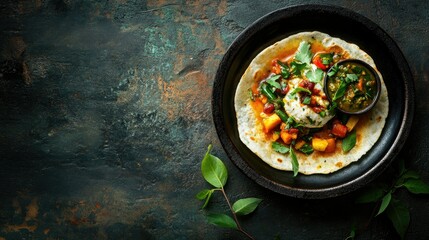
[
  {"x1": 312, "y1": 106, "x2": 323, "y2": 113},
  {"x1": 332, "y1": 122, "x2": 348, "y2": 138}
]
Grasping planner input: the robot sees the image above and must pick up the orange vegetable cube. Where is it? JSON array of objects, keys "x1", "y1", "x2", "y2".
[
  {"x1": 262, "y1": 113, "x2": 282, "y2": 133},
  {"x1": 280, "y1": 129, "x2": 298, "y2": 145},
  {"x1": 312, "y1": 137, "x2": 329, "y2": 151},
  {"x1": 324, "y1": 138, "x2": 336, "y2": 153}
]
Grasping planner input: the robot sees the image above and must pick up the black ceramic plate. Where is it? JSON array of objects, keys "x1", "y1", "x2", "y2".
[{"x1": 212, "y1": 4, "x2": 414, "y2": 199}]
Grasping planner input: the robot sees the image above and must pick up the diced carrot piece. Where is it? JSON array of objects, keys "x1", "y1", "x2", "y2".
[
  {"x1": 312, "y1": 137, "x2": 328, "y2": 151},
  {"x1": 325, "y1": 138, "x2": 336, "y2": 153},
  {"x1": 280, "y1": 129, "x2": 298, "y2": 145},
  {"x1": 262, "y1": 113, "x2": 282, "y2": 133},
  {"x1": 346, "y1": 116, "x2": 359, "y2": 132}
]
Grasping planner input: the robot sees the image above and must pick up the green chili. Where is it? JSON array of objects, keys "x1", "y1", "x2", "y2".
[{"x1": 275, "y1": 109, "x2": 289, "y2": 123}]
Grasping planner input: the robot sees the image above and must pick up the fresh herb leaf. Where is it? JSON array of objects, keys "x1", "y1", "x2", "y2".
[
  {"x1": 299, "y1": 143, "x2": 314, "y2": 155},
  {"x1": 206, "y1": 213, "x2": 238, "y2": 229},
  {"x1": 376, "y1": 192, "x2": 392, "y2": 216},
  {"x1": 402, "y1": 178, "x2": 429, "y2": 194},
  {"x1": 232, "y1": 198, "x2": 263, "y2": 215},
  {"x1": 342, "y1": 130, "x2": 356, "y2": 152},
  {"x1": 327, "y1": 64, "x2": 339, "y2": 77},
  {"x1": 196, "y1": 189, "x2": 211, "y2": 200},
  {"x1": 318, "y1": 53, "x2": 333, "y2": 65},
  {"x1": 346, "y1": 73, "x2": 359, "y2": 83},
  {"x1": 260, "y1": 83, "x2": 277, "y2": 102},
  {"x1": 396, "y1": 170, "x2": 420, "y2": 186},
  {"x1": 289, "y1": 87, "x2": 312, "y2": 97},
  {"x1": 303, "y1": 96, "x2": 311, "y2": 105},
  {"x1": 290, "y1": 61, "x2": 307, "y2": 76},
  {"x1": 277, "y1": 60, "x2": 290, "y2": 79},
  {"x1": 272, "y1": 142, "x2": 290, "y2": 154},
  {"x1": 295, "y1": 41, "x2": 312, "y2": 64},
  {"x1": 266, "y1": 75, "x2": 281, "y2": 89},
  {"x1": 196, "y1": 189, "x2": 215, "y2": 208},
  {"x1": 290, "y1": 147, "x2": 299, "y2": 177},
  {"x1": 319, "y1": 111, "x2": 326, "y2": 117},
  {"x1": 201, "y1": 145, "x2": 228, "y2": 188},
  {"x1": 306, "y1": 67, "x2": 324, "y2": 83},
  {"x1": 386, "y1": 198, "x2": 410, "y2": 239},
  {"x1": 333, "y1": 81, "x2": 347, "y2": 101}
]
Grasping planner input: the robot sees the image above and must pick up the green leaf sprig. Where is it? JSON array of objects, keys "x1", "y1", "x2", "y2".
[
  {"x1": 196, "y1": 145, "x2": 262, "y2": 240},
  {"x1": 351, "y1": 159, "x2": 429, "y2": 239}
]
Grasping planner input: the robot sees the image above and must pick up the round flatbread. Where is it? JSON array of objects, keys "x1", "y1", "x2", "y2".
[{"x1": 234, "y1": 31, "x2": 389, "y2": 175}]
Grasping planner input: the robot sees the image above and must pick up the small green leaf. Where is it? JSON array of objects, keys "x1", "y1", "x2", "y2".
[
  {"x1": 290, "y1": 61, "x2": 308, "y2": 76},
  {"x1": 376, "y1": 192, "x2": 392, "y2": 216},
  {"x1": 333, "y1": 81, "x2": 347, "y2": 101},
  {"x1": 396, "y1": 169, "x2": 420, "y2": 186},
  {"x1": 305, "y1": 67, "x2": 324, "y2": 83},
  {"x1": 272, "y1": 142, "x2": 290, "y2": 154},
  {"x1": 355, "y1": 186, "x2": 385, "y2": 203},
  {"x1": 346, "y1": 73, "x2": 358, "y2": 83},
  {"x1": 196, "y1": 189, "x2": 211, "y2": 200},
  {"x1": 266, "y1": 75, "x2": 281, "y2": 89},
  {"x1": 277, "y1": 60, "x2": 290, "y2": 79},
  {"x1": 342, "y1": 130, "x2": 356, "y2": 152},
  {"x1": 402, "y1": 178, "x2": 429, "y2": 194},
  {"x1": 232, "y1": 198, "x2": 263, "y2": 215},
  {"x1": 299, "y1": 143, "x2": 314, "y2": 155},
  {"x1": 386, "y1": 198, "x2": 410, "y2": 239},
  {"x1": 289, "y1": 87, "x2": 312, "y2": 97},
  {"x1": 302, "y1": 96, "x2": 311, "y2": 105},
  {"x1": 196, "y1": 189, "x2": 215, "y2": 209},
  {"x1": 206, "y1": 213, "x2": 238, "y2": 229},
  {"x1": 201, "y1": 145, "x2": 228, "y2": 188},
  {"x1": 327, "y1": 64, "x2": 339, "y2": 77},
  {"x1": 295, "y1": 41, "x2": 312, "y2": 64},
  {"x1": 290, "y1": 147, "x2": 299, "y2": 177}
]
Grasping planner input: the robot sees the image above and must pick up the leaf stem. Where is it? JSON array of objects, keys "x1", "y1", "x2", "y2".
[{"x1": 220, "y1": 187, "x2": 255, "y2": 240}]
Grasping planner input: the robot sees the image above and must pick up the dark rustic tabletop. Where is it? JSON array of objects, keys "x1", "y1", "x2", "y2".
[{"x1": 1, "y1": 1, "x2": 428, "y2": 239}]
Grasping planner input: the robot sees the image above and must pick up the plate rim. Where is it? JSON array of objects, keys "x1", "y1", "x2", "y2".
[{"x1": 212, "y1": 4, "x2": 415, "y2": 199}]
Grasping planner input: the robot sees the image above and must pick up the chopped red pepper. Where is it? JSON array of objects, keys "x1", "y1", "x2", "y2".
[
  {"x1": 312, "y1": 54, "x2": 328, "y2": 70},
  {"x1": 331, "y1": 121, "x2": 348, "y2": 138}
]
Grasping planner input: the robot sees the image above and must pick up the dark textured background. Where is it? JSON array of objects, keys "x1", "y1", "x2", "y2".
[{"x1": 0, "y1": 0, "x2": 428, "y2": 239}]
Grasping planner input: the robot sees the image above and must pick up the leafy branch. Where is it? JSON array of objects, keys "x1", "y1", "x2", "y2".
[
  {"x1": 196, "y1": 145, "x2": 262, "y2": 239},
  {"x1": 348, "y1": 159, "x2": 429, "y2": 239}
]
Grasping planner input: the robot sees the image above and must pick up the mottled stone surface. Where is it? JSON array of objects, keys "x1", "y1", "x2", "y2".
[{"x1": 0, "y1": 0, "x2": 428, "y2": 239}]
